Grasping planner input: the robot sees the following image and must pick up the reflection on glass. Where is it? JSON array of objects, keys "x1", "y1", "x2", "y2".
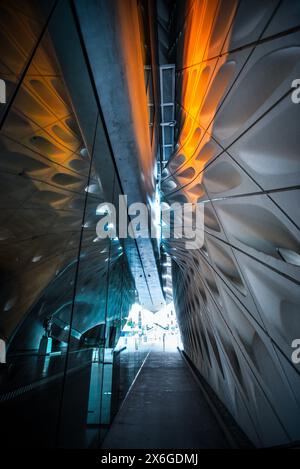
[{"x1": 0, "y1": 2, "x2": 149, "y2": 449}]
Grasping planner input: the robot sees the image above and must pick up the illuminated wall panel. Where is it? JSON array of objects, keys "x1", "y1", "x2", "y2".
[{"x1": 164, "y1": 0, "x2": 300, "y2": 447}]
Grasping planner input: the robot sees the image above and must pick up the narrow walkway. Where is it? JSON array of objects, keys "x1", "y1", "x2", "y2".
[{"x1": 102, "y1": 350, "x2": 230, "y2": 449}]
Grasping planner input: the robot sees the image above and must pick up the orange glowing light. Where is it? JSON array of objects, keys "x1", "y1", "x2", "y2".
[
  {"x1": 172, "y1": 0, "x2": 237, "y2": 200},
  {"x1": 116, "y1": 0, "x2": 155, "y2": 195}
]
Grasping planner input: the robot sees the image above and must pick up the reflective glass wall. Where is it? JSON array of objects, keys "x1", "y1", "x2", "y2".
[{"x1": 0, "y1": 0, "x2": 150, "y2": 448}]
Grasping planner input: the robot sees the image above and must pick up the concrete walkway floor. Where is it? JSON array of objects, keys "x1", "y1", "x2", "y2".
[{"x1": 102, "y1": 350, "x2": 230, "y2": 449}]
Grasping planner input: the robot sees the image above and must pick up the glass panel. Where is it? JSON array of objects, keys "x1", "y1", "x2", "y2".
[
  {"x1": 0, "y1": 4, "x2": 89, "y2": 446},
  {"x1": 0, "y1": 1, "x2": 151, "y2": 448},
  {"x1": 0, "y1": 0, "x2": 56, "y2": 122}
]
